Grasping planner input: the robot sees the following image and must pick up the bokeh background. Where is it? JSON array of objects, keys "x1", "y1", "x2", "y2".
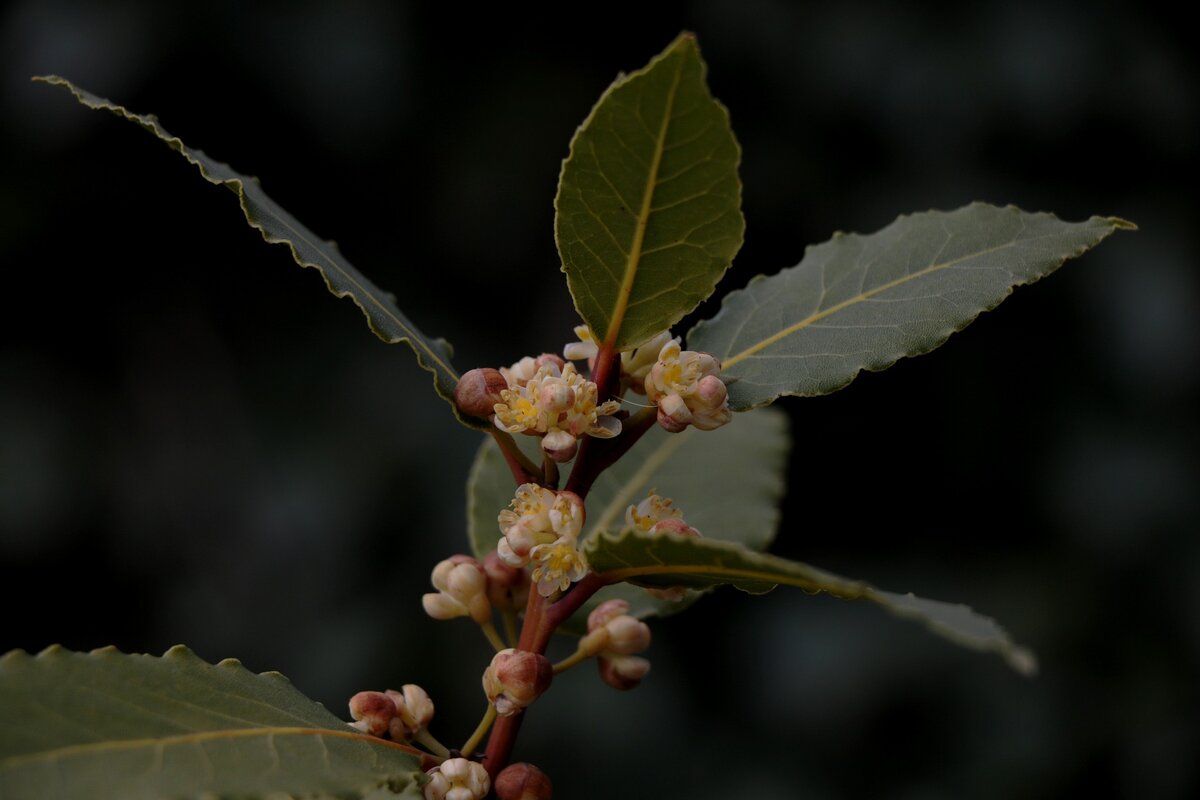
[{"x1": 2, "y1": 2, "x2": 1197, "y2": 798}]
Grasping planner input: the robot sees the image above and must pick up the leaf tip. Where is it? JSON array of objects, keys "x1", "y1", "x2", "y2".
[{"x1": 1007, "y1": 646, "x2": 1039, "y2": 678}]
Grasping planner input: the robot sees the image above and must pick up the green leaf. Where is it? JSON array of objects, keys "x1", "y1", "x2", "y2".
[
  {"x1": 35, "y1": 75, "x2": 481, "y2": 430},
  {"x1": 688, "y1": 203, "x2": 1135, "y2": 410},
  {"x1": 0, "y1": 645, "x2": 424, "y2": 800},
  {"x1": 556, "y1": 33, "x2": 744, "y2": 351},
  {"x1": 467, "y1": 408, "x2": 789, "y2": 621},
  {"x1": 585, "y1": 530, "x2": 1037, "y2": 676}
]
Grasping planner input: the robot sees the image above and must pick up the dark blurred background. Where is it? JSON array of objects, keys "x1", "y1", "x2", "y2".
[{"x1": 2, "y1": 1, "x2": 1197, "y2": 798}]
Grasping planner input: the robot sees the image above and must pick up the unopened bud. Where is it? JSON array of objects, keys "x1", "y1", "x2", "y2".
[
  {"x1": 598, "y1": 654, "x2": 651, "y2": 691},
  {"x1": 534, "y1": 353, "x2": 566, "y2": 373},
  {"x1": 348, "y1": 690, "x2": 396, "y2": 737},
  {"x1": 424, "y1": 757, "x2": 490, "y2": 800},
  {"x1": 484, "y1": 550, "x2": 531, "y2": 611},
  {"x1": 423, "y1": 555, "x2": 492, "y2": 625},
  {"x1": 385, "y1": 684, "x2": 434, "y2": 740},
  {"x1": 495, "y1": 762, "x2": 554, "y2": 800},
  {"x1": 540, "y1": 429, "x2": 578, "y2": 463},
  {"x1": 454, "y1": 368, "x2": 508, "y2": 419},
  {"x1": 483, "y1": 649, "x2": 553, "y2": 716}
]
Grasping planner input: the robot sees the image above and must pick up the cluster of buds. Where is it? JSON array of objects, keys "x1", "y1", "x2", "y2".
[
  {"x1": 563, "y1": 326, "x2": 673, "y2": 394},
  {"x1": 644, "y1": 340, "x2": 732, "y2": 432},
  {"x1": 483, "y1": 649, "x2": 554, "y2": 716},
  {"x1": 580, "y1": 599, "x2": 652, "y2": 690},
  {"x1": 348, "y1": 685, "x2": 434, "y2": 741},
  {"x1": 424, "y1": 757, "x2": 490, "y2": 800},
  {"x1": 422, "y1": 553, "x2": 531, "y2": 625},
  {"x1": 498, "y1": 485, "x2": 588, "y2": 597}
]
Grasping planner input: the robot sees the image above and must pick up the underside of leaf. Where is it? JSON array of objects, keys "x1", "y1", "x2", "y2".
[
  {"x1": 585, "y1": 530, "x2": 1038, "y2": 675},
  {"x1": 36, "y1": 75, "x2": 482, "y2": 430}
]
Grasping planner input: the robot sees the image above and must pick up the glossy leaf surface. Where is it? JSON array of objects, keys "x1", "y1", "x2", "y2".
[
  {"x1": 689, "y1": 203, "x2": 1134, "y2": 409},
  {"x1": 556, "y1": 34, "x2": 744, "y2": 351},
  {"x1": 37, "y1": 76, "x2": 479, "y2": 429},
  {"x1": 0, "y1": 645, "x2": 423, "y2": 799},
  {"x1": 586, "y1": 530, "x2": 1037, "y2": 675}
]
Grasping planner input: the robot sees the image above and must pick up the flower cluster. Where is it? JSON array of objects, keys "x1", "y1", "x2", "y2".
[
  {"x1": 497, "y1": 485, "x2": 588, "y2": 597},
  {"x1": 424, "y1": 758, "x2": 490, "y2": 800},
  {"x1": 348, "y1": 685, "x2": 434, "y2": 741},
  {"x1": 493, "y1": 361, "x2": 622, "y2": 462},
  {"x1": 644, "y1": 340, "x2": 732, "y2": 432},
  {"x1": 422, "y1": 555, "x2": 492, "y2": 625}
]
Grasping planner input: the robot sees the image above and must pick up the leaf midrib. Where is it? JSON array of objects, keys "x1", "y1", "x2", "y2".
[
  {"x1": 603, "y1": 56, "x2": 686, "y2": 350},
  {"x1": 595, "y1": 562, "x2": 870, "y2": 598},
  {"x1": 722, "y1": 229, "x2": 1061, "y2": 368},
  {"x1": 0, "y1": 725, "x2": 414, "y2": 770}
]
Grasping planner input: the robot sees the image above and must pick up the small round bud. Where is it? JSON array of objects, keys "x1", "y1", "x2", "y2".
[
  {"x1": 650, "y1": 517, "x2": 701, "y2": 537},
  {"x1": 598, "y1": 654, "x2": 651, "y2": 691},
  {"x1": 348, "y1": 690, "x2": 396, "y2": 737},
  {"x1": 495, "y1": 762, "x2": 554, "y2": 800},
  {"x1": 454, "y1": 368, "x2": 508, "y2": 419},
  {"x1": 483, "y1": 649, "x2": 553, "y2": 716},
  {"x1": 541, "y1": 429, "x2": 578, "y2": 463},
  {"x1": 424, "y1": 757, "x2": 490, "y2": 800},
  {"x1": 385, "y1": 684, "x2": 434, "y2": 740}
]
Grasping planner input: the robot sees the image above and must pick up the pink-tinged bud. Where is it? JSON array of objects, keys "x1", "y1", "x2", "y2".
[
  {"x1": 534, "y1": 353, "x2": 566, "y2": 373},
  {"x1": 656, "y1": 393, "x2": 691, "y2": 433},
  {"x1": 484, "y1": 551, "x2": 531, "y2": 611},
  {"x1": 537, "y1": 381, "x2": 575, "y2": 415},
  {"x1": 483, "y1": 649, "x2": 553, "y2": 716},
  {"x1": 495, "y1": 762, "x2": 554, "y2": 800},
  {"x1": 605, "y1": 615, "x2": 652, "y2": 655},
  {"x1": 598, "y1": 654, "x2": 651, "y2": 691},
  {"x1": 384, "y1": 684, "x2": 434, "y2": 740},
  {"x1": 650, "y1": 517, "x2": 701, "y2": 537},
  {"x1": 348, "y1": 690, "x2": 396, "y2": 736},
  {"x1": 454, "y1": 368, "x2": 508, "y2": 419},
  {"x1": 540, "y1": 429, "x2": 578, "y2": 463},
  {"x1": 587, "y1": 598, "x2": 631, "y2": 630},
  {"x1": 424, "y1": 757, "x2": 490, "y2": 800},
  {"x1": 424, "y1": 556, "x2": 492, "y2": 624}
]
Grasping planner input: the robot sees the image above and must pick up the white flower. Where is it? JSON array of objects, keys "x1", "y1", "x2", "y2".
[
  {"x1": 497, "y1": 487, "x2": 584, "y2": 572},
  {"x1": 529, "y1": 537, "x2": 588, "y2": 597},
  {"x1": 493, "y1": 362, "x2": 621, "y2": 461},
  {"x1": 644, "y1": 340, "x2": 732, "y2": 432}
]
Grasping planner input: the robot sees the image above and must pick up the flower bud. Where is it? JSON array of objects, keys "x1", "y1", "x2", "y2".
[
  {"x1": 540, "y1": 429, "x2": 578, "y2": 463},
  {"x1": 348, "y1": 690, "x2": 396, "y2": 736},
  {"x1": 424, "y1": 757, "x2": 490, "y2": 800},
  {"x1": 454, "y1": 368, "x2": 508, "y2": 419},
  {"x1": 598, "y1": 654, "x2": 651, "y2": 691},
  {"x1": 483, "y1": 649, "x2": 553, "y2": 716},
  {"x1": 483, "y1": 550, "x2": 531, "y2": 611},
  {"x1": 423, "y1": 555, "x2": 491, "y2": 625},
  {"x1": 385, "y1": 684, "x2": 434, "y2": 740},
  {"x1": 495, "y1": 763, "x2": 554, "y2": 800}
]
